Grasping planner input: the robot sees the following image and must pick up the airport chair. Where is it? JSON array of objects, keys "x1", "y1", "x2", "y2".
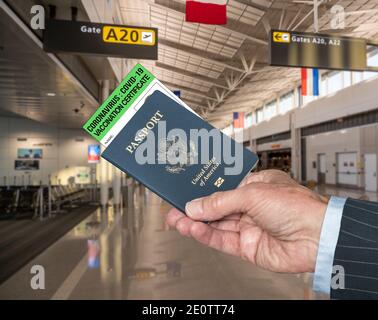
[{"x1": 0, "y1": 188, "x2": 16, "y2": 215}]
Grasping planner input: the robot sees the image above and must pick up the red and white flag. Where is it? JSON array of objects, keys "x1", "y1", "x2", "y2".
[{"x1": 186, "y1": 0, "x2": 227, "y2": 25}]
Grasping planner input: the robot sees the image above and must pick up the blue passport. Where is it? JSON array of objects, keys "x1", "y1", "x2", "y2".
[{"x1": 101, "y1": 91, "x2": 258, "y2": 212}]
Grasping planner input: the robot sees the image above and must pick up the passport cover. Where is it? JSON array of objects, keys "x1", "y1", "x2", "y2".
[{"x1": 101, "y1": 90, "x2": 258, "y2": 212}]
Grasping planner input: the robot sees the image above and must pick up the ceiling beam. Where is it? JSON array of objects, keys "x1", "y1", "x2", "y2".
[
  {"x1": 181, "y1": 97, "x2": 207, "y2": 109},
  {"x1": 287, "y1": 7, "x2": 305, "y2": 30},
  {"x1": 220, "y1": 96, "x2": 263, "y2": 107},
  {"x1": 248, "y1": 75, "x2": 299, "y2": 83},
  {"x1": 206, "y1": 105, "x2": 257, "y2": 119},
  {"x1": 160, "y1": 41, "x2": 246, "y2": 73},
  {"x1": 279, "y1": 7, "x2": 286, "y2": 29},
  {"x1": 164, "y1": 81, "x2": 218, "y2": 101},
  {"x1": 233, "y1": 0, "x2": 273, "y2": 9},
  {"x1": 261, "y1": 16, "x2": 271, "y2": 36},
  {"x1": 203, "y1": 51, "x2": 259, "y2": 115},
  {"x1": 155, "y1": 62, "x2": 229, "y2": 89},
  {"x1": 291, "y1": 1, "x2": 326, "y2": 31}
]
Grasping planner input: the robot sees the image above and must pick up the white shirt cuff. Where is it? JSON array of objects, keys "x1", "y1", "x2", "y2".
[{"x1": 313, "y1": 196, "x2": 347, "y2": 295}]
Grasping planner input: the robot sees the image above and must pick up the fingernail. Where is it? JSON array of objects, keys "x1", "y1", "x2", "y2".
[{"x1": 185, "y1": 198, "x2": 203, "y2": 218}]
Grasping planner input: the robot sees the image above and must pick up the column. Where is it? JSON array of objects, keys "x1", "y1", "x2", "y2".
[
  {"x1": 291, "y1": 112, "x2": 302, "y2": 181},
  {"x1": 100, "y1": 80, "x2": 110, "y2": 208},
  {"x1": 251, "y1": 139, "x2": 258, "y2": 154},
  {"x1": 112, "y1": 166, "x2": 122, "y2": 207},
  {"x1": 250, "y1": 121, "x2": 257, "y2": 154}
]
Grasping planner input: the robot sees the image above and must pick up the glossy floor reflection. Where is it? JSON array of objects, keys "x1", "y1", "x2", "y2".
[{"x1": 0, "y1": 184, "x2": 376, "y2": 300}]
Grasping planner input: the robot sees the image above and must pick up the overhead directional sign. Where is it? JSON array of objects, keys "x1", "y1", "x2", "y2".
[
  {"x1": 269, "y1": 29, "x2": 367, "y2": 71},
  {"x1": 43, "y1": 20, "x2": 158, "y2": 60}
]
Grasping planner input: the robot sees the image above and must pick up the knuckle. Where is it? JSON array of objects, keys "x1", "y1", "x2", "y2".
[
  {"x1": 285, "y1": 185, "x2": 300, "y2": 194},
  {"x1": 176, "y1": 218, "x2": 185, "y2": 230},
  {"x1": 205, "y1": 192, "x2": 223, "y2": 212}
]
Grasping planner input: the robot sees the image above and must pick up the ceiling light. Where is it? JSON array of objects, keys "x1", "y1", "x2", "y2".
[{"x1": 46, "y1": 93, "x2": 56, "y2": 97}]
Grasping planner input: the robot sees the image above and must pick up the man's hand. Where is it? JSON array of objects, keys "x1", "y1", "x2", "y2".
[{"x1": 166, "y1": 170, "x2": 328, "y2": 273}]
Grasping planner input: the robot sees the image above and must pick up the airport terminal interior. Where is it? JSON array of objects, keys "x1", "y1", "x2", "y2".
[{"x1": 0, "y1": 0, "x2": 378, "y2": 300}]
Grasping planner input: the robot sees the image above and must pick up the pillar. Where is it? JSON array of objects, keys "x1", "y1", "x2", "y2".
[
  {"x1": 100, "y1": 80, "x2": 110, "y2": 207},
  {"x1": 251, "y1": 139, "x2": 257, "y2": 154},
  {"x1": 291, "y1": 112, "x2": 302, "y2": 181},
  {"x1": 112, "y1": 166, "x2": 122, "y2": 207}
]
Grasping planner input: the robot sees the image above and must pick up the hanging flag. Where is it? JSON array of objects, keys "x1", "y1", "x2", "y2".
[
  {"x1": 186, "y1": 0, "x2": 227, "y2": 25},
  {"x1": 233, "y1": 112, "x2": 244, "y2": 129},
  {"x1": 88, "y1": 144, "x2": 101, "y2": 163},
  {"x1": 301, "y1": 68, "x2": 319, "y2": 96}
]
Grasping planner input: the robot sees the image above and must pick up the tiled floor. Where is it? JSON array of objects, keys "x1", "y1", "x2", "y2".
[{"x1": 0, "y1": 184, "x2": 376, "y2": 300}]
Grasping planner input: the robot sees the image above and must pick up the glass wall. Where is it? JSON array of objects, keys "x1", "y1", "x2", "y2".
[
  {"x1": 302, "y1": 94, "x2": 316, "y2": 105},
  {"x1": 279, "y1": 91, "x2": 294, "y2": 115},
  {"x1": 344, "y1": 71, "x2": 352, "y2": 87},
  {"x1": 327, "y1": 71, "x2": 343, "y2": 94},
  {"x1": 264, "y1": 100, "x2": 277, "y2": 120},
  {"x1": 245, "y1": 112, "x2": 254, "y2": 128},
  {"x1": 364, "y1": 50, "x2": 378, "y2": 80},
  {"x1": 256, "y1": 107, "x2": 264, "y2": 124}
]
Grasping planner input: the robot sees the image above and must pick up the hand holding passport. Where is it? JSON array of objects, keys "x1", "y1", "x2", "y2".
[
  {"x1": 83, "y1": 64, "x2": 328, "y2": 276},
  {"x1": 83, "y1": 64, "x2": 258, "y2": 212}
]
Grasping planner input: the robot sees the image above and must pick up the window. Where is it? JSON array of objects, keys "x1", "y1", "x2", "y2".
[
  {"x1": 353, "y1": 71, "x2": 364, "y2": 84},
  {"x1": 264, "y1": 100, "x2": 277, "y2": 120},
  {"x1": 245, "y1": 113, "x2": 253, "y2": 128},
  {"x1": 328, "y1": 71, "x2": 343, "y2": 94},
  {"x1": 279, "y1": 91, "x2": 294, "y2": 114},
  {"x1": 256, "y1": 107, "x2": 264, "y2": 123},
  {"x1": 368, "y1": 49, "x2": 378, "y2": 66},
  {"x1": 364, "y1": 71, "x2": 376, "y2": 80},
  {"x1": 252, "y1": 112, "x2": 257, "y2": 125},
  {"x1": 321, "y1": 74, "x2": 327, "y2": 96},
  {"x1": 302, "y1": 95, "x2": 316, "y2": 105},
  {"x1": 364, "y1": 50, "x2": 378, "y2": 80},
  {"x1": 343, "y1": 71, "x2": 352, "y2": 88}
]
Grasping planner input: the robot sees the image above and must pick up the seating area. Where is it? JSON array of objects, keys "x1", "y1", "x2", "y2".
[{"x1": 0, "y1": 185, "x2": 94, "y2": 220}]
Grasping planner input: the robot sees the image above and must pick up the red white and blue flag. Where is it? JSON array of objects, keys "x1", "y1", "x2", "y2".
[
  {"x1": 301, "y1": 68, "x2": 319, "y2": 96},
  {"x1": 233, "y1": 112, "x2": 244, "y2": 129},
  {"x1": 88, "y1": 144, "x2": 101, "y2": 163},
  {"x1": 186, "y1": 0, "x2": 227, "y2": 25}
]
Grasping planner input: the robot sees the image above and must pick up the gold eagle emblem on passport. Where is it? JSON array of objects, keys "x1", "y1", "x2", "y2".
[{"x1": 214, "y1": 177, "x2": 225, "y2": 188}]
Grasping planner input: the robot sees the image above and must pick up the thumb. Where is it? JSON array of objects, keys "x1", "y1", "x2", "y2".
[{"x1": 185, "y1": 187, "x2": 248, "y2": 221}]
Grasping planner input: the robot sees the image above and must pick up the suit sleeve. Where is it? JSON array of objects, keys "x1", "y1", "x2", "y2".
[{"x1": 331, "y1": 198, "x2": 378, "y2": 300}]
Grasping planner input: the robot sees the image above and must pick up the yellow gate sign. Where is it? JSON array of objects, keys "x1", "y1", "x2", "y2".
[
  {"x1": 272, "y1": 31, "x2": 291, "y2": 43},
  {"x1": 44, "y1": 20, "x2": 158, "y2": 60},
  {"x1": 103, "y1": 26, "x2": 156, "y2": 46}
]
